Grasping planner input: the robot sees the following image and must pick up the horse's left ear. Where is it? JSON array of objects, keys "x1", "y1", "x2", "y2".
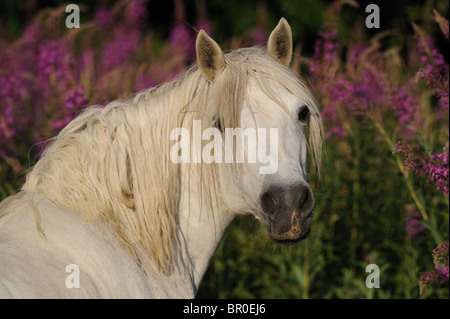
[
  {"x1": 196, "y1": 30, "x2": 225, "y2": 82},
  {"x1": 267, "y1": 17, "x2": 293, "y2": 67}
]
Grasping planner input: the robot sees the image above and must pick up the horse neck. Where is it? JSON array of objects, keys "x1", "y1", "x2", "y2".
[{"x1": 176, "y1": 166, "x2": 235, "y2": 291}]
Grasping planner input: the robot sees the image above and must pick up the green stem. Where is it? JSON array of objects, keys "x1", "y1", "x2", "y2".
[
  {"x1": 368, "y1": 112, "x2": 429, "y2": 221},
  {"x1": 303, "y1": 247, "x2": 310, "y2": 299},
  {"x1": 351, "y1": 132, "x2": 360, "y2": 258}
]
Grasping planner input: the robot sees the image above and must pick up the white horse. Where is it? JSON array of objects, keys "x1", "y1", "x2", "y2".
[{"x1": 0, "y1": 18, "x2": 323, "y2": 298}]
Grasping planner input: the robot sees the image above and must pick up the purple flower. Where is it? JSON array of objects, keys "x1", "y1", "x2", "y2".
[
  {"x1": 170, "y1": 23, "x2": 193, "y2": 59},
  {"x1": 325, "y1": 126, "x2": 345, "y2": 140},
  {"x1": 101, "y1": 32, "x2": 139, "y2": 71},
  {"x1": 433, "y1": 241, "x2": 449, "y2": 274},
  {"x1": 436, "y1": 265, "x2": 449, "y2": 279},
  {"x1": 419, "y1": 241, "x2": 449, "y2": 295},
  {"x1": 22, "y1": 23, "x2": 43, "y2": 45},
  {"x1": 393, "y1": 140, "x2": 449, "y2": 196},
  {"x1": 0, "y1": 73, "x2": 30, "y2": 138},
  {"x1": 94, "y1": 6, "x2": 113, "y2": 29},
  {"x1": 320, "y1": 29, "x2": 338, "y2": 63},
  {"x1": 135, "y1": 73, "x2": 156, "y2": 91},
  {"x1": 392, "y1": 142, "x2": 419, "y2": 177},
  {"x1": 309, "y1": 32, "x2": 394, "y2": 142},
  {"x1": 416, "y1": 35, "x2": 449, "y2": 112},
  {"x1": 52, "y1": 86, "x2": 88, "y2": 132},
  {"x1": 390, "y1": 86, "x2": 420, "y2": 124},
  {"x1": 64, "y1": 86, "x2": 88, "y2": 111},
  {"x1": 311, "y1": 28, "x2": 338, "y2": 71},
  {"x1": 330, "y1": 78, "x2": 351, "y2": 104},
  {"x1": 439, "y1": 91, "x2": 449, "y2": 110},
  {"x1": 125, "y1": 0, "x2": 148, "y2": 30},
  {"x1": 389, "y1": 85, "x2": 423, "y2": 139},
  {"x1": 425, "y1": 144, "x2": 449, "y2": 195},
  {"x1": 404, "y1": 211, "x2": 426, "y2": 238},
  {"x1": 196, "y1": 18, "x2": 213, "y2": 37},
  {"x1": 250, "y1": 27, "x2": 267, "y2": 45},
  {"x1": 37, "y1": 40, "x2": 67, "y2": 76}
]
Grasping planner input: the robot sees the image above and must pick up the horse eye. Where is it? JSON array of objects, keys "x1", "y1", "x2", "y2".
[{"x1": 298, "y1": 106, "x2": 309, "y2": 123}]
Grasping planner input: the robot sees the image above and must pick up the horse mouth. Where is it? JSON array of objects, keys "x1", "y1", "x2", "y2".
[
  {"x1": 268, "y1": 229, "x2": 311, "y2": 246},
  {"x1": 262, "y1": 208, "x2": 313, "y2": 246}
]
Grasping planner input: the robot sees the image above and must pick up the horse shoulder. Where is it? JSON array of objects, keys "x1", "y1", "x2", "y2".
[{"x1": 0, "y1": 194, "x2": 155, "y2": 298}]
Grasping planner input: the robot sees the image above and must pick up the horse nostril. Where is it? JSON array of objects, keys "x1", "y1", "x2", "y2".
[
  {"x1": 299, "y1": 189, "x2": 308, "y2": 208},
  {"x1": 298, "y1": 186, "x2": 313, "y2": 213},
  {"x1": 261, "y1": 191, "x2": 277, "y2": 214}
]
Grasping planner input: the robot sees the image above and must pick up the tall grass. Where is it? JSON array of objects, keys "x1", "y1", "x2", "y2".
[{"x1": 0, "y1": 0, "x2": 448, "y2": 298}]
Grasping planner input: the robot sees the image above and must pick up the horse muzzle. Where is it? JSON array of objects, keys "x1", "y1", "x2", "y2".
[{"x1": 259, "y1": 183, "x2": 314, "y2": 245}]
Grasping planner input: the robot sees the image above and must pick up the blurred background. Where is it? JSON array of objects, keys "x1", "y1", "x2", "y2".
[{"x1": 0, "y1": 0, "x2": 448, "y2": 298}]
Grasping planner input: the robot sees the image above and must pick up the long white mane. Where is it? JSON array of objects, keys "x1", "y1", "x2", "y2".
[{"x1": 5, "y1": 46, "x2": 323, "y2": 274}]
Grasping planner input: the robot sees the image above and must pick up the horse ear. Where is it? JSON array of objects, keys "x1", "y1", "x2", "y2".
[
  {"x1": 196, "y1": 30, "x2": 225, "y2": 82},
  {"x1": 267, "y1": 17, "x2": 293, "y2": 67}
]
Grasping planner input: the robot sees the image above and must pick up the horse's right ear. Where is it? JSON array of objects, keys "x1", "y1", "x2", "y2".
[{"x1": 196, "y1": 30, "x2": 225, "y2": 82}]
